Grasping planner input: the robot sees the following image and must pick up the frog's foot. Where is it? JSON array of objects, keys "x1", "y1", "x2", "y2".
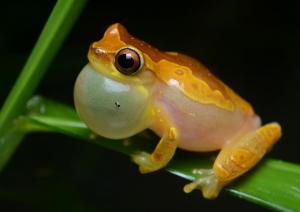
[
  {"x1": 132, "y1": 151, "x2": 161, "y2": 174},
  {"x1": 183, "y1": 169, "x2": 223, "y2": 199},
  {"x1": 132, "y1": 128, "x2": 178, "y2": 174}
]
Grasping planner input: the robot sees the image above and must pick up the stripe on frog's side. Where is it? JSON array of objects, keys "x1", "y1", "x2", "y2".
[
  {"x1": 150, "y1": 55, "x2": 254, "y2": 114},
  {"x1": 154, "y1": 57, "x2": 235, "y2": 111}
]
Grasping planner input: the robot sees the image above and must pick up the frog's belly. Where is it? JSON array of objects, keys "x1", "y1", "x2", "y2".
[{"x1": 153, "y1": 85, "x2": 260, "y2": 152}]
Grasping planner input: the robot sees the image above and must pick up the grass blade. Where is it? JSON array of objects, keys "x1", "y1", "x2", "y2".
[
  {"x1": 0, "y1": 0, "x2": 87, "y2": 171},
  {"x1": 20, "y1": 96, "x2": 300, "y2": 211}
]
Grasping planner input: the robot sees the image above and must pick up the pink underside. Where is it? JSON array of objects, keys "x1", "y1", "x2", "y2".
[{"x1": 150, "y1": 82, "x2": 261, "y2": 152}]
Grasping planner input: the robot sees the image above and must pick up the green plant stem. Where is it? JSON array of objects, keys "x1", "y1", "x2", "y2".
[
  {"x1": 0, "y1": 0, "x2": 87, "y2": 133},
  {"x1": 21, "y1": 96, "x2": 300, "y2": 211},
  {"x1": 0, "y1": 0, "x2": 87, "y2": 171}
]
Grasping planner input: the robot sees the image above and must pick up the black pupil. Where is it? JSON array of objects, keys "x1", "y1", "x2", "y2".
[{"x1": 117, "y1": 53, "x2": 134, "y2": 69}]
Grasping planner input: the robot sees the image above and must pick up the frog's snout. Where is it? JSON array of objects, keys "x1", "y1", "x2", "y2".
[{"x1": 88, "y1": 44, "x2": 111, "y2": 65}]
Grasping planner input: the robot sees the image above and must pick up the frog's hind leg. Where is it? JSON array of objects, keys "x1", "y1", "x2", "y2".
[
  {"x1": 184, "y1": 122, "x2": 282, "y2": 199},
  {"x1": 132, "y1": 127, "x2": 178, "y2": 173}
]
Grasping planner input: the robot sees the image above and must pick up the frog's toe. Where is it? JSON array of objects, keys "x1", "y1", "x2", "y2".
[
  {"x1": 131, "y1": 151, "x2": 158, "y2": 174},
  {"x1": 183, "y1": 172, "x2": 223, "y2": 199}
]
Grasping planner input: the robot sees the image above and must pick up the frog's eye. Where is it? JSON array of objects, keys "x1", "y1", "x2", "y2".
[{"x1": 114, "y1": 48, "x2": 142, "y2": 75}]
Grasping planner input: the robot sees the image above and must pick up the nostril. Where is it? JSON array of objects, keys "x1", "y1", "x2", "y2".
[
  {"x1": 95, "y1": 48, "x2": 104, "y2": 54},
  {"x1": 90, "y1": 43, "x2": 103, "y2": 54}
]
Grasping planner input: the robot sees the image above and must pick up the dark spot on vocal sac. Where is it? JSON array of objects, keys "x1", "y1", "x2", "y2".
[{"x1": 115, "y1": 101, "x2": 121, "y2": 108}]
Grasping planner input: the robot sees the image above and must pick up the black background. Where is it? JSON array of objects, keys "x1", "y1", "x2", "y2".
[{"x1": 0, "y1": 1, "x2": 299, "y2": 211}]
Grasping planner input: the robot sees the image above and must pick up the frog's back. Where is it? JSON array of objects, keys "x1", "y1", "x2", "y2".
[
  {"x1": 98, "y1": 23, "x2": 254, "y2": 115},
  {"x1": 137, "y1": 43, "x2": 254, "y2": 115}
]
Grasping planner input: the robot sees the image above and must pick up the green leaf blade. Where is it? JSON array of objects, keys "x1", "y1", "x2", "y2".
[
  {"x1": 228, "y1": 160, "x2": 300, "y2": 211},
  {"x1": 0, "y1": 0, "x2": 87, "y2": 134},
  {"x1": 21, "y1": 96, "x2": 300, "y2": 211},
  {"x1": 0, "y1": 0, "x2": 87, "y2": 172}
]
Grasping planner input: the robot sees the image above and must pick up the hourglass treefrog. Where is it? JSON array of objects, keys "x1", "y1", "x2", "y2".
[{"x1": 74, "y1": 23, "x2": 281, "y2": 199}]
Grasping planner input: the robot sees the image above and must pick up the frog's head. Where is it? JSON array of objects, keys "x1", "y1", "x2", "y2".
[{"x1": 74, "y1": 23, "x2": 158, "y2": 139}]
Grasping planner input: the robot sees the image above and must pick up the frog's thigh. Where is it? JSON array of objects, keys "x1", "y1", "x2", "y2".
[
  {"x1": 132, "y1": 127, "x2": 178, "y2": 173},
  {"x1": 214, "y1": 122, "x2": 282, "y2": 185}
]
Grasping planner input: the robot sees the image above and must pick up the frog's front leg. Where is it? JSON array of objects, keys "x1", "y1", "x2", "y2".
[
  {"x1": 184, "y1": 122, "x2": 281, "y2": 199},
  {"x1": 132, "y1": 127, "x2": 178, "y2": 173}
]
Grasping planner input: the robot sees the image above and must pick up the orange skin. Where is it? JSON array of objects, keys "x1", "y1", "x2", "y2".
[
  {"x1": 74, "y1": 23, "x2": 282, "y2": 199},
  {"x1": 90, "y1": 23, "x2": 253, "y2": 113}
]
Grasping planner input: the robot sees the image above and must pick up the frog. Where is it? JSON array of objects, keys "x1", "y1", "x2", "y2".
[{"x1": 74, "y1": 23, "x2": 282, "y2": 199}]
